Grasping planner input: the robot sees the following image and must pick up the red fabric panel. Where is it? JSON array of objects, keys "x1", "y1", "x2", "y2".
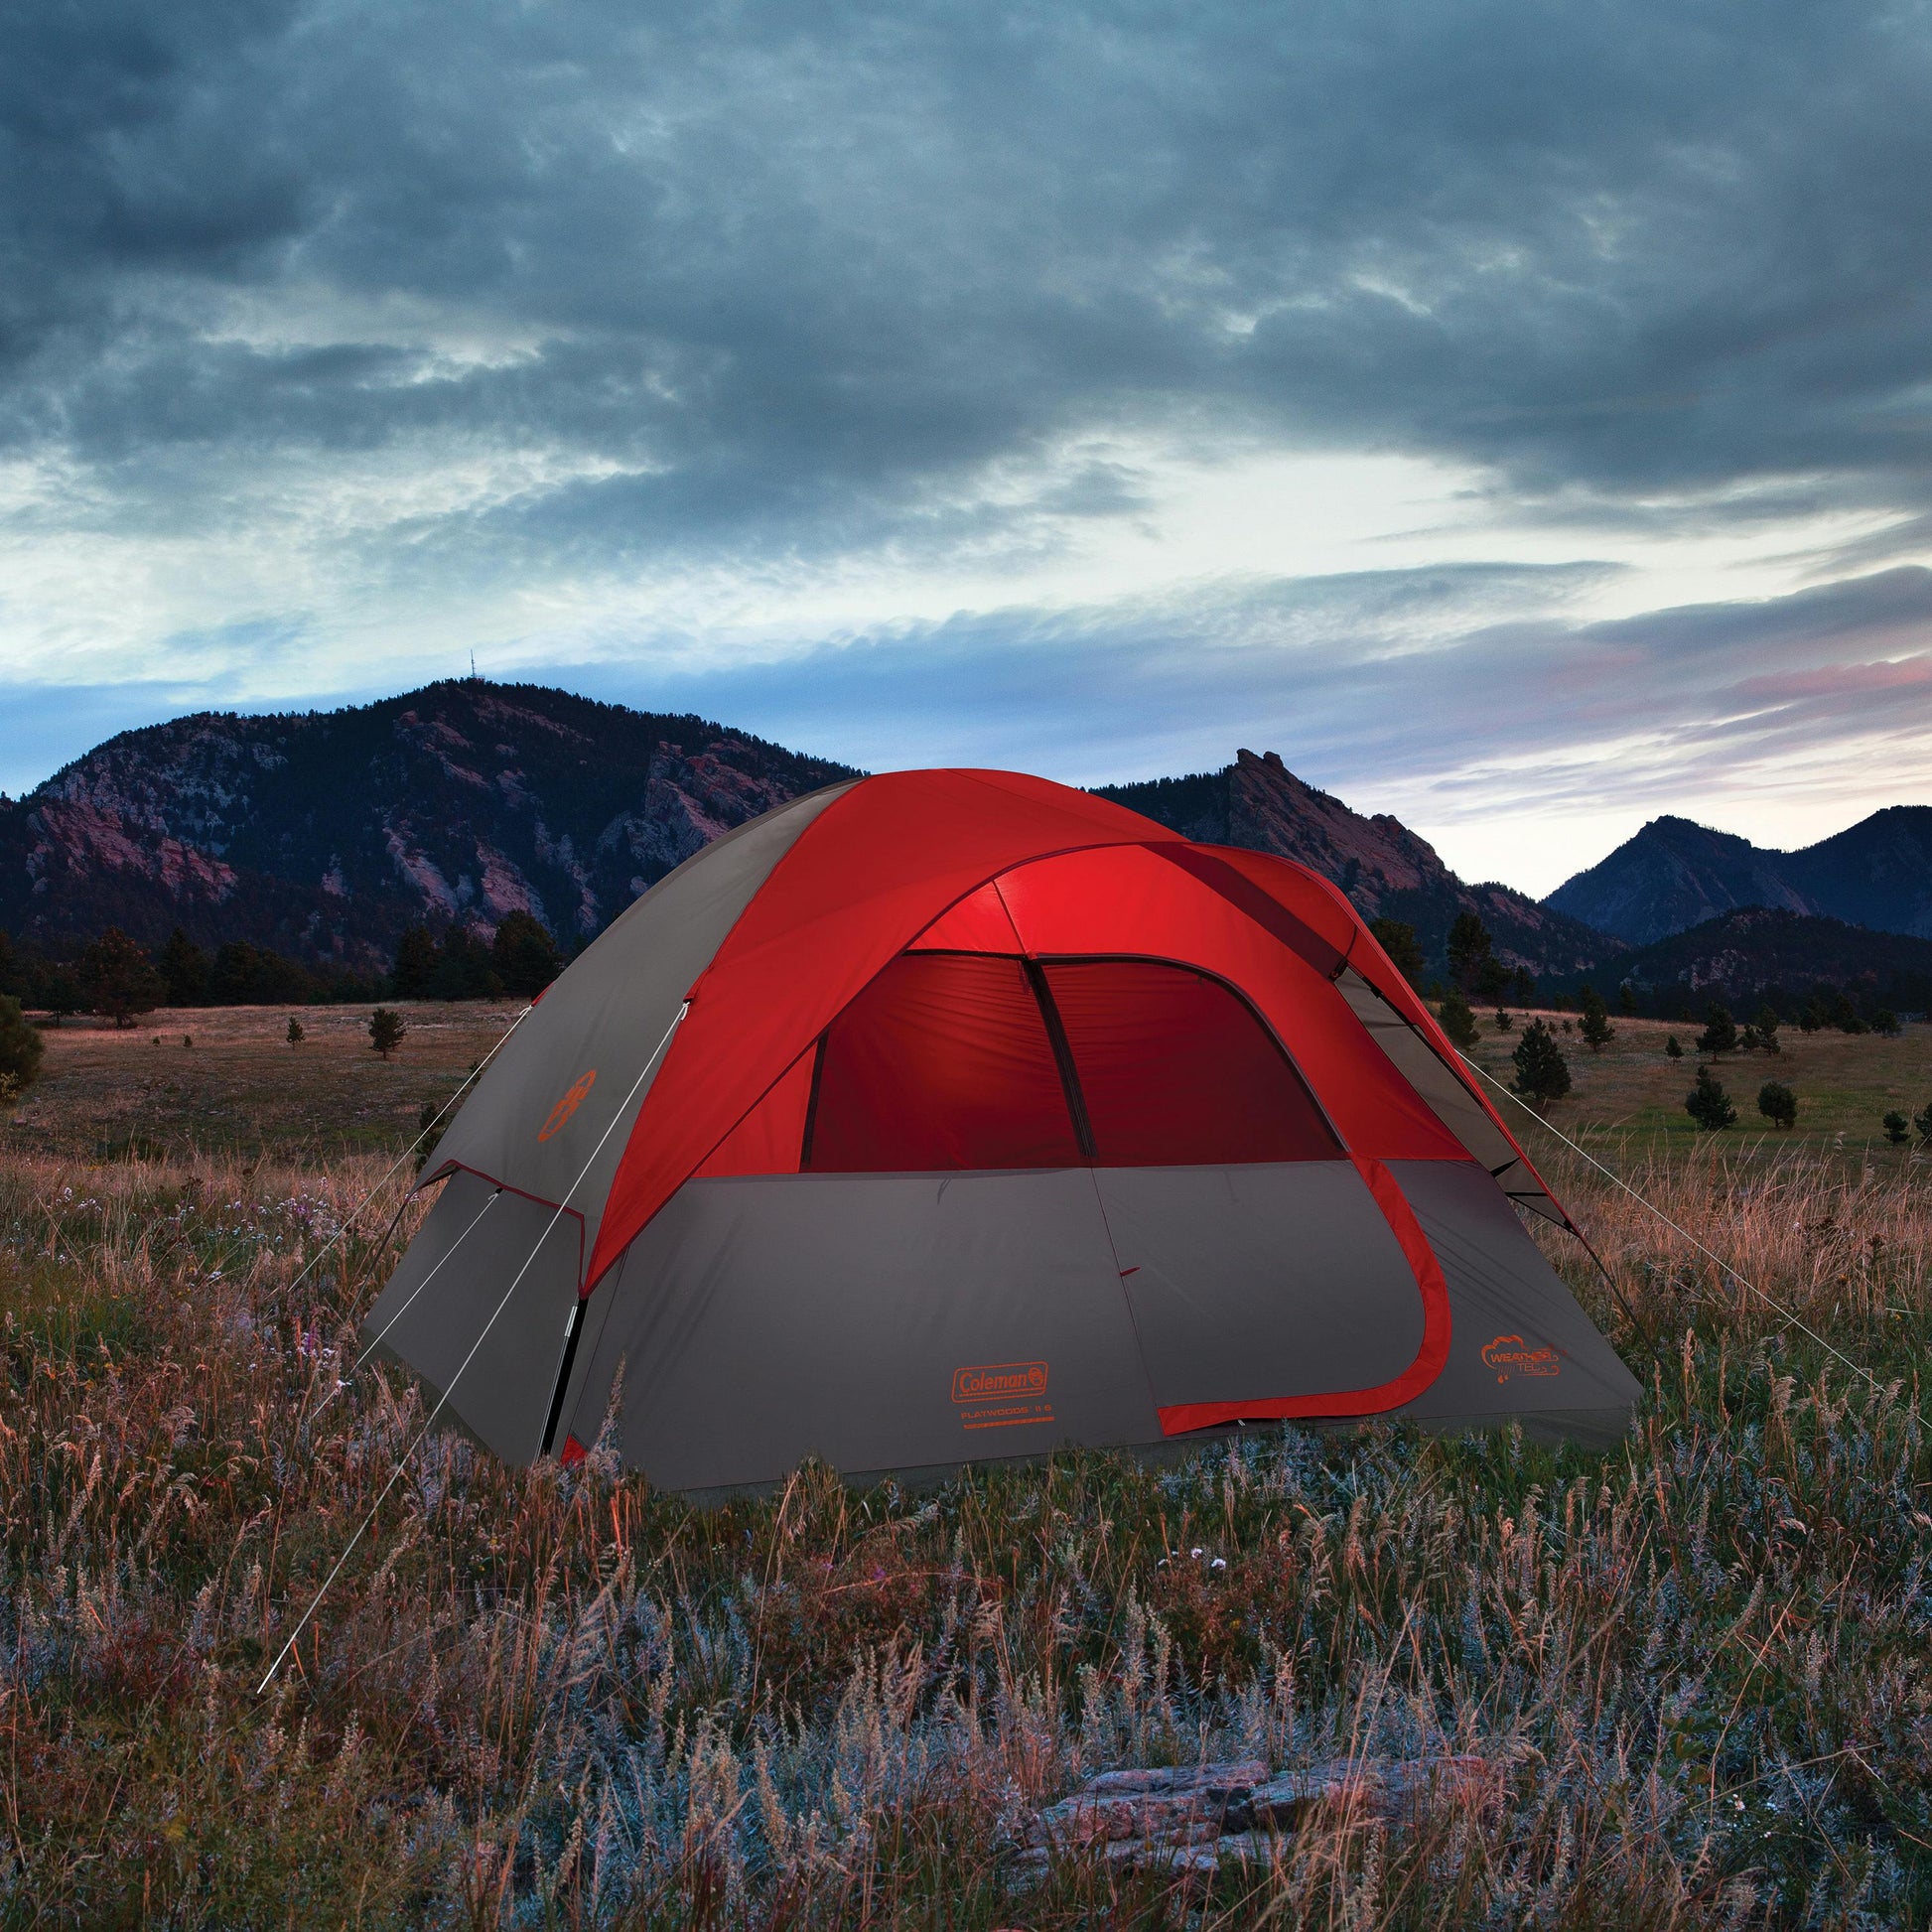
[
  {"x1": 994, "y1": 846, "x2": 1467, "y2": 1161},
  {"x1": 807, "y1": 953, "x2": 1082, "y2": 1171},
  {"x1": 1190, "y1": 848, "x2": 1563, "y2": 1217},
  {"x1": 1156, "y1": 1154, "x2": 1452, "y2": 1432},
  {"x1": 1043, "y1": 960, "x2": 1337, "y2": 1165},
  {"x1": 693, "y1": 1045, "x2": 815, "y2": 1177},
  {"x1": 587, "y1": 771, "x2": 1173, "y2": 1281},
  {"x1": 908, "y1": 881, "x2": 1024, "y2": 952}
]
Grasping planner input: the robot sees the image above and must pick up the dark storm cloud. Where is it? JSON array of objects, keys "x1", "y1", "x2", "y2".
[{"x1": 7, "y1": 0, "x2": 1932, "y2": 553}]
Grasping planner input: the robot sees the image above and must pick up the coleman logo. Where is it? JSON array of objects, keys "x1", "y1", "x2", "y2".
[
  {"x1": 952, "y1": 1361, "x2": 1048, "y2": 1403},
  {"x1": 538, "y1": 1069, "x2": 597, "y2": 1143},
  {"x1": 1481, "y1": 1334, "x2": 1560, "y2": 1383}
]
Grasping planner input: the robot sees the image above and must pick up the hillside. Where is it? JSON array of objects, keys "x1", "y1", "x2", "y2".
[
  {"x1": 0, "y1": 683, "x2": 860, "y2": 967},
  {"x1": 1098, "y1": 751, "x2": 1615, "y2": 978},
  {"x1": 1, "y1": 694, "x2": 1624, "y2": 982},
  {"x1": 1576, "y1": 906, "x2": 1932, "y2": 1015},
  {"x1": 1547, "y1": 805, "x2": 1932, "y2": 946}
]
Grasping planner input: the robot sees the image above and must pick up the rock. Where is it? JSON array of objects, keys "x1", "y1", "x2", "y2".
[
  {"x1": 1018, "y1": 1753, "x2": 1500, "y2": 1876},
  {"x1": 1247, "y1": 1754, "x2": 1501, "y2": 1832},
  {"x1": 1027, "y1": 1759, "x2": 1267, "y2": 1854}
]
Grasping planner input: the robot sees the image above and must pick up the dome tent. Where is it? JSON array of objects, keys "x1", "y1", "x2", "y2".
[{"x1": 363, "y1": 769, "x2": 1638, "y2": 1495}]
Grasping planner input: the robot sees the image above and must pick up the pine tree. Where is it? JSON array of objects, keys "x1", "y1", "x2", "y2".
[
  {"x1": 1511, "y1": 966, "x2": 1537, "y2": 1005},
  {"x1": 1915, "y1": 1101, "x2": 1932, "y2": 1146},
  {"x1": 1437, "y1": 990, "x2": 1479, "y2": 1048},
  {"x1": 1685, "y1": 1064, "x2": 1736, "y2": 1130},
  {"x1": 1578, "y1": 984, "x2": 1615, "y2": 1052},
  {"x1": 1873, "y1": 1008, "x2": 1902, "y2": 1038},
  {"x1": 159, "y1": 927, "x2": 208, "y2": 1006},
  {"x1": 1754, "y1": 1004, "x2": 1781, "y2": 1054},
  {"x1": 1616, "y1": 982, "x2": 1639, "y2": 1017},
  {"x1": 1512, "y1": 1019, "x2": 1571, "y2": 1105},
  {"x1": 491, "y1": 910, "x2": 565, "y2": 996},
  {"x1": 368, "y1": 1008, "x2": 407, "y2": 1060},
  {"x1": 1883, "y1": 1110, "x2": 1911, "y2": 1146},
  {"x1": 1446, "y1": 912, "x2": 1493, "y2": 994},
  {"x1": 286, "y1": 1016, "x2": 305, "y2": 1045},
  {"x1": 1665, "y1": 1034, "x2": 1684, "y2": 1059},
  {"x1": 1494, "y1": 1008, "x2": 1514, "y2": 1033},
  {"x1": 1696, "y1": 1002, "x2": 1737, "y2": 1055},
  {"x1": 391, "y1": 926, "x2": 439, "y2": 1000},
  {"x1": 80, "y1": 928, "x2": 164, "y2": 1029},
  {"x1": 1757, "y1": 1080, "x2": 1796, "y2": 1129}
]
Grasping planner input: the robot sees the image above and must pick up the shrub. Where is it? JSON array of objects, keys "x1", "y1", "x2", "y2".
[
  {"x1": 1578, "y1": 984, "x2": 1615, "y2": 1052},
  {"x1": 1757, "y1": 1080, "x2": 1797, "y2": 1129},
  {"x1": 0, "y1": 994, "x2": 44, "y2": 1091},
  {"x1": 1686, "y1": 1064, "x2": 1737, "y2": 1130},
  {"x1": 368, "y1": 1009, "x2": 406, "y2": 1059},
  {"x1": 1511, "y1": 1019, "x2": 1571, "y2": 1105},
  {"x1": 1873, "y1": 1008, "x2": 1902, "y2": 1038}
]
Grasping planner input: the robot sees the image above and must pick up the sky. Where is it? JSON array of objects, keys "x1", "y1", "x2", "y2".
[{"x1": 5, "y1": 1, "x2": 1932, "y2": 896}]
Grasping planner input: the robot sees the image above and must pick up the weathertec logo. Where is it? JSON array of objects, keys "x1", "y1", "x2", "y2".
[
  {"x1": 952, "y1": 1361, "x2": 1049, "y2": 1403},
  {"x1": 538, "y1": 1069, "x2": 597, "y2": 1143},
  {"x1": 1480, "y1": 1334, "x2": 1560, "y2": 1382}
]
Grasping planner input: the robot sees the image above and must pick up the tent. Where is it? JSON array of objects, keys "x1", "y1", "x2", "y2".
[{"x1": 363, "y1": 769, "x2": 1638, "y2": 1495}]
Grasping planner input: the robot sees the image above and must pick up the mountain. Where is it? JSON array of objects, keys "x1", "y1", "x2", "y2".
[
  {"x1": 0, "y1": 689, "x2": 1618, "y2": 981},
  {"x1": 0, "y1": 682, "x2": 860, "y2": 967},
  {"x1": 1097, "y1": 750, "x2": 1615, "y2": 978},
  {"x1": 1547, "y1": 807, "x2": 1932, "y2": 946},
  {"x1": 1591, "y1": 906, "x2": 1932, "y2": 1017}
]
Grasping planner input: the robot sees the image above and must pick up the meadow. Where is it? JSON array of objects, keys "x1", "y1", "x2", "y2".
[{"x1": 4, "y1": 1001, "x2": 1932, "y2": 1927}]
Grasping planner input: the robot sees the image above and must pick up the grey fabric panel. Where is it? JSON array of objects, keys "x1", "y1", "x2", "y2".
[
  {"x1": 1334, "y1": 968, "x2": 1563, "y2": 1225},
  {"x1": 422, "y1": 781, "x2": 858, "y2": 1259},
  {"x1": 1385, "y1": 1160, "x2": 1640, "y2": 1425},
  {"x1": 361, "y1": 1171, "x2": 585, "y2": 1465},
  {"x1": 558, "y1": 1171, "x2": 1161, "y2": 1493},
  {"x1": 1094, "y1": 1163, "x2": 1426, "y2": 1411}
]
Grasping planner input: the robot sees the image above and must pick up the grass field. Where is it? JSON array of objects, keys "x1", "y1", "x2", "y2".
[{"x1": 5, "y1": 1003, "x2": 1932, "y2": 1926}]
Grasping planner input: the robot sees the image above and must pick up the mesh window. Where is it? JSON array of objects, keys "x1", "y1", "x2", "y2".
[
  {"x1": 1043, "y1": 959, "x2": 1337, "y2": 1166},
  {"x1": 806, "y1": 953, "x2": 1083, "y2": 1172}
]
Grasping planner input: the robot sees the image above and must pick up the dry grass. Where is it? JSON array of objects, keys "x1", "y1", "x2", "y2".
[{"x1": 3, "y1": 1014, "x2": 1932, "y2": 1926}]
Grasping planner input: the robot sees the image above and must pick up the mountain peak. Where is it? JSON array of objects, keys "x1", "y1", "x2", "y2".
[
  {"x1": 1547, "y1": 804, "x2": 1932, "y2": 946},
  {"x1": 1100, "y1": 751, "x2": 1609, "y2": 977}
]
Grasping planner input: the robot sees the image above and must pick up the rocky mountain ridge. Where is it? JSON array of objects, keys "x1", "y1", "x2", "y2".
[
  {"x1": 0, "y1": 683, "x2": 1617, "y2": 979},
  {"x1": 1098, "y1": 752, "x2": 1614, "y2": 978},
  {"x1": 0, "y1": 683, "x2": 859, "y2": 968}
]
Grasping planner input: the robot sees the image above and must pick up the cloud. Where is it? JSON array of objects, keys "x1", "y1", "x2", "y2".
[{"x1": 4, "y1": 1, "x2": 1932, "y2": 892}]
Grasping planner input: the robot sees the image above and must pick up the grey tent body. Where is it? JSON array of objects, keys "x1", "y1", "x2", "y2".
[{"x1": 363, "y1": 771, "x2": 1638, "y2": 1493}]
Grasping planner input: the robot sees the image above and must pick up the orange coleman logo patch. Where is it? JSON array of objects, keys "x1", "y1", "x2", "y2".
[
  {"x1": 538, "y1": 1069, "x2": 597, "y2": 1143},
  {"x1": 1481, "y1": 1334, "x2": 1561, "y2": 1383},
  {"x1": 952, "y1": 1360, "x2": 1053, "y2": 1433}
]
